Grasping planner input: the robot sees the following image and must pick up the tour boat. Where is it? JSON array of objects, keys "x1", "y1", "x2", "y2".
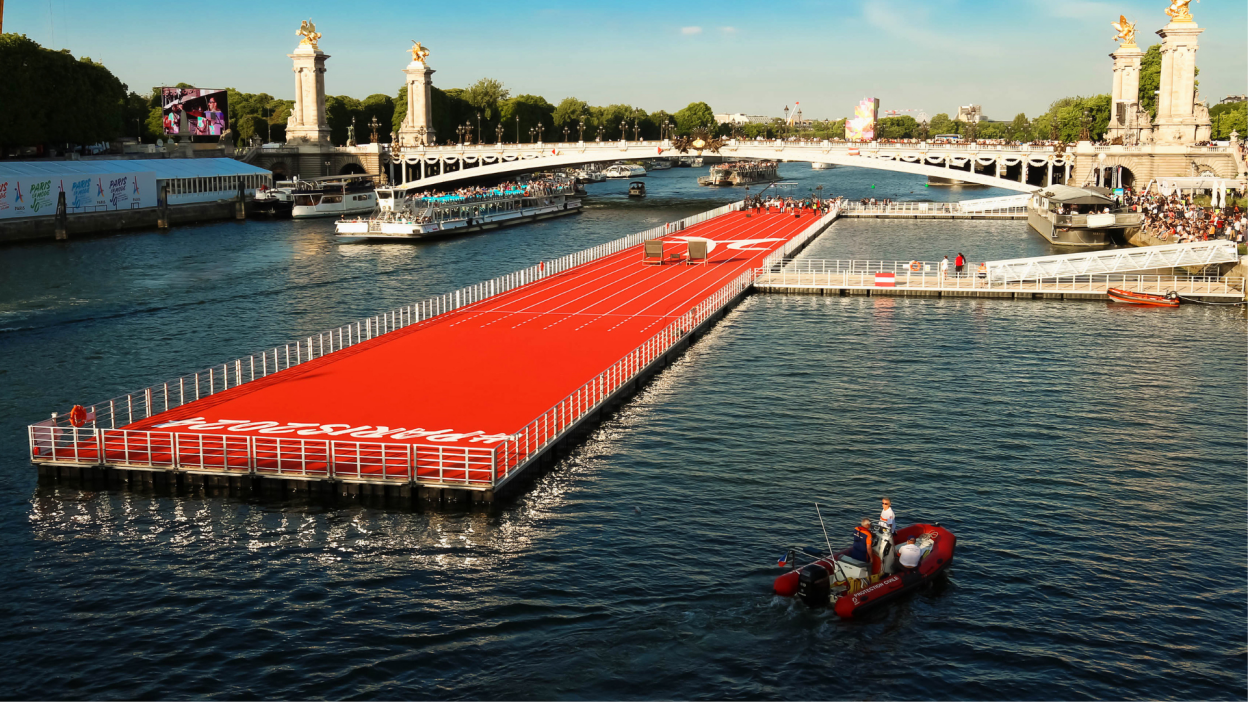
[
  {"x1": 604, "y1": 163, "x2": 647, "y2": 178},
  {"x1": 1027, "y1": 185, "x2": 1143, "y2": 248},
  {"x1": 628, "y1": 181, "x2": 646, "y2": 197},
  {"x1": 291, "y1": 179, "x2": 377, "y2": 219},
  {"x1": 334, "y1": 182, "x2": 581, "y2": 241},
  {"x1": 697, "y1": 161, "x2": 778, "y2": 187},
  {"x1": 773, "y1": 521, "x2": 956, "y2": 618},
  {"x1": 575, "y1": 168, "x2": 605, "y2": 183},
  {"x1": 1106, "y1": 288, "x2": 1180, "y2": 307}
]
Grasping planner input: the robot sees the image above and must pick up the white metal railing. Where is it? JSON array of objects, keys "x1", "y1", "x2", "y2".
[
  {"x1": 842, "y1": 202, "x2": 1025, "y2": 216},
  {"x1": 28, "y1": 199, "x2": 771, "y2": 487},
  {"x1": 756, "y1": 261, "x2": 1243, "y2": 296},
  {"x1": 985, "y1": 240, "x2": 1240, "y2": 282}
]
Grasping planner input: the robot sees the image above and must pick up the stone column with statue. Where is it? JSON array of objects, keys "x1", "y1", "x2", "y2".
[
  {"x1": 398, "y1": 42, "x2": 437, "y2": 147},
  {"x1": 1106, "y1": 15, "x2": 1151, "y2": 144},
  {"x1": 1152, "y1": 0, "x2": 1211, "y2": 144},
  {"x1": 285, "y1": 20, "x2": 332, "y2": 145}
]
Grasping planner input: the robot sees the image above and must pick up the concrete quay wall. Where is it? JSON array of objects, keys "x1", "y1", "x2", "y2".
[{"x1": 0, "y1": 200, "x2": 249, "y2": 245}]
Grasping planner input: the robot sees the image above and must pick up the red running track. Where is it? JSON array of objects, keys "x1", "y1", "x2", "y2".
[{"x1": 72, "y1": 210, "x2": 818, "y2": 482}]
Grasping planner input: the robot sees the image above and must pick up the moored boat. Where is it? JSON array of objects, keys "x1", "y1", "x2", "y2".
[
  {"x1": 698, "y1": 161, "x2": 778, "y2": 186},
  {"x1": 604, "y1": 163, "x2": 646, "y2": 178},
  {"x1": 290, "y1": 177, "x2": 377, "y2": 219},
  {"x1": 1027, "y1": 185, "x2": 1144, "y2": 248},
  {"x1": 1107, "y1": 287, "x2": 1180, "y2": 307},
  {"x1": 774, "y1": 520, "x2": 956, "y2": 618}
]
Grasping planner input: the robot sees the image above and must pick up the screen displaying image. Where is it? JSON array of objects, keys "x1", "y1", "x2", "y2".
[
  {"x1": 846, "y1": 97, "x2": 879, "y2": 143},
  {"x1": 161, "y1": 87, "x2": 229, "y2": 136}
]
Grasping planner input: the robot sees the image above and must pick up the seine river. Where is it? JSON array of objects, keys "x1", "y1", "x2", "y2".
[{"x1": 0, "y1": 166, "x2": 1244, "y2": 700}]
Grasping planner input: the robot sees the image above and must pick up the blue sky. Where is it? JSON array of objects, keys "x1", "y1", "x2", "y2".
[{"x1": 7, "y1": 0, "x2": 1246, "y2": 120}]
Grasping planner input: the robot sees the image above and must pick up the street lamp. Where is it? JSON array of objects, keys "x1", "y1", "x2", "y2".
[
  {"x1": 783, "y1": 105, "x2": 790, "y2": 138},
  {"x1": 578, "y1": 120, "x2": 585, "y2": 142},
  {"x1": 516, "y1": 115, "x2": 520, "y2": 144},
  {"x1": 564, "y1": 126, "x2": 570, "y2": 142},
  {"x1": 633, "y1": 121, "x2": 641, "y2": 141},
  {"x1": 477, "y1": 112, "x2": 482, "y2": 143},
  {"x1": 529, "y1": 126, "x2": 537, "y2": 143},
  {"x1": 597, "y1": 127, "x2": 604, "y2": 142},
  {"x1": 369, "y1": 115, "x2": 381, "y2": 143},
  {"x1": 537, "y1": 124, "x2": 545, "y2": 143},
  {"x1": 620, "y1": 120, "x2": 628, "y2": 141},
  {"x1": 496, "y1": 123, "x2": 504, "y2": 144}
]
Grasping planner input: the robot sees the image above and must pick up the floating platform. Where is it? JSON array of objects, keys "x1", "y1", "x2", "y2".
[{"x1": 30, "y1": 204, "x2": 836, "y2": 502}]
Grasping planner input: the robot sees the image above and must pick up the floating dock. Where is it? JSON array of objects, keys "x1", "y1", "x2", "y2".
[{"x1": 30, "y1": 204, "x2": 836, "y2": 504}]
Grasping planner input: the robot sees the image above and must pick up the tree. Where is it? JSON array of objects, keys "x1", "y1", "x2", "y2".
[
  {"x1": 927, "y1": 113, "x2": 956, "y2": 136},
  {"x1": 463, "y1": 77, "x2": 509, "y2": 120},
  {"x1": 1210, "y1": 101, "x2": 1247, "y2": 140},
  {"x1": 673, "y1": 101, "x2": 715, "y2": 135},
  {"x1": 500, "y1": 94, "x2": 555, "y2": 142},
  {"x1": 876, "y1": 116, "x2": 917, "y2": 139},
  {"x1": 1008, "y1": 113, "x2": 1029, "y2": 140},
  {"x1": 1138, "y1": 44, "x2": 1161, "y2": 118},
  {"x1": 553, "y1": 97, "x2": 589, "y2": 128},
  {"x1": 0, "y1": 34, "x2": 129, "y2": 149},
  {"x1": 360, "y1": 94, "x2": 395, "y2": 142}
]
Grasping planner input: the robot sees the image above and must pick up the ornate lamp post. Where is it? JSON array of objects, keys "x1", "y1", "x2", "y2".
[
  {"x1": 537, "y1": 124, "x2": 545, "y2": 143},
  {"x1": 920, "y1": 119, "x2": 929, "y2": 142},
  {"x1": 619, "y1": 120, "x2": 628, "y2": 141},
  {"x1": 596, "y1": 126, "x2": 604, "y2": 142},
  {"x1": 662, "y1": 119, "x2": 672, "y2": 141},
  {"x1": 495, "y1": 123, "x2": 504, "y2": 144},
  {"x1": 417, "y1": 125, "x2": 427, "y2": 146},
  {"x1": 563, "y1": 126, "x2": 570, "y2": 142},
  {"x1": 477, "y1": 112, "x2": 482, "y2": 143},
  {"x1": 529, "y1": 126, "x2": 537, "y2": 143},
  {"x1": 1079, "y1": 110, "x2": 1091, "y2": 142},
  {"x1": 369, "y1": 116, "x2": 380, "y2": 143},
  {"x1": 578, "y1": 120, "x2": 585, "y2": 142},
  {"x1": 633, "y1": 121, "x2": 641, "y2": 141},
  {"x1": 515, "y1": 115, "x2": 520, "y2": 144},
  {"x1": 782, "y1": 105, "x2": 790, "y2": 138}
]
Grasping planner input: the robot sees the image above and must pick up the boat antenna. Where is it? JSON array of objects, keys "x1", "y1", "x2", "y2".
[{"x1": 814, "y1": 502, "x2": 834, "y2": 556}]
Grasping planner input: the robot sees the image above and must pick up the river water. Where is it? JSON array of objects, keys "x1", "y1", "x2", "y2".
[{"x1": 1, "y1": 165, "x2": 1244, "y2": 700}]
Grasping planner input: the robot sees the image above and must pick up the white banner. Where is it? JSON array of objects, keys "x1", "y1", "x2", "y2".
[{"x1": 0, "y1": 171, "x2": 158, "y2": 219}]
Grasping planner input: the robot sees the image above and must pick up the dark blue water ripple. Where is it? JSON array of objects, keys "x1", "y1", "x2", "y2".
[{"x1": 0, "y1": 166, "x2": 1243, "y2": 700}]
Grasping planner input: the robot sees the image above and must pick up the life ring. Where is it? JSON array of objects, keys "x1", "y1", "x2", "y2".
[
  {"x1": 68, "y1": 405, "x2": 87, "y2": 427},
  {"x1": 909, "y1": 261, "x2": 922, "y2": 272}
]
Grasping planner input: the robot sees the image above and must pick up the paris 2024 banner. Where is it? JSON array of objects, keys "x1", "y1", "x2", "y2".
[{"x1": 846, "y1": 98, "x2": 880, "y2": 142}]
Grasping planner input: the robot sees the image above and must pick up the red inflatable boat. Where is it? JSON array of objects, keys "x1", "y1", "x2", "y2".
[{"x1": 774, "y1": 522, "x2": 956, "y2": 618}]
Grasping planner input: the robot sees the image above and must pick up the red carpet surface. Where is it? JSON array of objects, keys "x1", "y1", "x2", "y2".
[{"x1": 127, "y1": 211, "x2": 813, "y2": 454}]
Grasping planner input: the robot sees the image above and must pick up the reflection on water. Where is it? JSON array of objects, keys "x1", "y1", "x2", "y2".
[{"x1": 1, "y1": 166, "x2": 1244, "y2": 699}]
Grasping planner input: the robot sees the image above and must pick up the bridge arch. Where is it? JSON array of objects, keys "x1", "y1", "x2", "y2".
[{"x1": 384, "y1": 140, "x2": 1058, "y2": 194}]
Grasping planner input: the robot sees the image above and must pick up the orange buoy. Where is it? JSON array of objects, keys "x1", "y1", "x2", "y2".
[{"x1": 68, "y1": 405, "x2": 88, "y2": 427}]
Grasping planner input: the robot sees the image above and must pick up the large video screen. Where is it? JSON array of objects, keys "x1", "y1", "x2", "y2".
[
  {"x1": 846, "y1": 97, "x2": 879, "y2": 142},
  {"x1": 161, "y1": 87, "x2": 229, "y2": 136}
]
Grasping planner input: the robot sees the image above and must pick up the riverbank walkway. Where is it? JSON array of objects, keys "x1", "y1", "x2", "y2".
[{"x1": 29, "y1": 205, "x2": 835, "y2": 500}]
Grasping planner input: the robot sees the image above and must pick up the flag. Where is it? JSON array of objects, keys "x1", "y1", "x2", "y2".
[
  {"x1": 777, "y1": 550, "x2": 791, "y2": 567},
  {"x1": 551, "y1": 148, "x2": 558, "y2": 156},
  {"x1": 656, "y1": 147, "x2": 662, "y2": 155}
]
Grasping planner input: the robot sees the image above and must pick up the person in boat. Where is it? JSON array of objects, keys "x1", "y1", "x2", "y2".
[
  {"x1": 880, "y1": 497, "x2": 895, "y2": 536},
  {"x1": 896, "y1": 537, "x2": 922, "y2": 571},
  {"x1": 849, "y1": 518, "x2": 873, "y2": 563}
]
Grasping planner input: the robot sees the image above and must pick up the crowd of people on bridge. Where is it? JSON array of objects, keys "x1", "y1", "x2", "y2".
[{"x1": 1118, "y1": 188, "x2": 1247, "y2": 244}]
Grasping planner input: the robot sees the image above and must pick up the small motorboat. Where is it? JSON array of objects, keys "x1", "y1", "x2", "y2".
[
  {"x1": 1107, "y1": 288, "x2": 1180, "y2": 307},
  {"x1": 628, "y1": 181, "x2": 646, "y2": 197},
  {"x1": 774, "y1": 519, "x2": 956, "y2": 618}
]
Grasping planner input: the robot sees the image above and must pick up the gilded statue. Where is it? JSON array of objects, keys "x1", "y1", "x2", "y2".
[
  {"x1": 296, "y1": 20, "x2": 322, "y2": 48},
  {"x1": 1164, "y1": 0, "x2": 1195, "y2": 23},
  {"x1": 410, "y1": 41, "x2": 430, "y2": 64},
  {"x1": 1111, "y1": 15, "x2": 1137, "y2": 47}
]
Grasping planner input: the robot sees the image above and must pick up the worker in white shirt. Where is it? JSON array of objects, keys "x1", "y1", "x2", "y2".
[
  {"x1": 896, "y1": 538, "x2": 922, "y2": 571},
  {"x1": 880, "y1": 497, "x2": 895, "y2": 535},
  {"x1": 939, "y1": 256, "x2": 949, "y2": 281}
]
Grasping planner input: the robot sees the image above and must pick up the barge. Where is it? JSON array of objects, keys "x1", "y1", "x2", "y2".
[
  {"x1": 1027, "y1": 184, "x2": 1143, "y2": 248},
  {"x1": 335, "y1": 183, "x2": 581, "y2": 241}
]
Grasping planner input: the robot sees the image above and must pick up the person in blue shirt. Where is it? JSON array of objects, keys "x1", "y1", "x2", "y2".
[{"x1": 848, "y1": 517, "x2": 873, "y2": 562}]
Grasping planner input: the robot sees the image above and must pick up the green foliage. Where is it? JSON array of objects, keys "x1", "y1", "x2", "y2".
[
  {"x1": 876, "y1": 116, "x2": 917, "y2": 139},
  {"x1": 976, "y1": 121, "x2": 1008, "y2": 139},
  {"x1": 0, "y1": 33, "x2": 129, "y2": 149},
  {"x1": 673, "y1": 102, "x2": 715, "y2": 135},
  {"x1": 226, "y1": 89, "x2": 293, "y2": 145},
  {"x1": 1210, "y1": 101, "x2": 1246, "y2": 140},
  {"x1": 1138, "y1": 44, "x2": 1161, "y2": 118},
  {"x1": 463, "y1": 78, "x2": 509, "y2": 122},
  {"x1": 500, "y1": 94, "x2": 556, "y2": 142},
  {"x1": 1029, "y1": 94, "x2": 1111, "y2": 141},
  {"x1": 1009, "y1": 113, "x2": 1029, "y2": 140},
  {"x1": 553, "y1": 97, "x2": 589, "y2": 128},
  {"x1": 927, "y1": 113, "x2": 956, "y2": 136}
]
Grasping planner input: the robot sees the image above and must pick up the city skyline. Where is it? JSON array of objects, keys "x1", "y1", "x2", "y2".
[{"x1": 5, "y1": 0, "x2": 1247, "y2": 121}]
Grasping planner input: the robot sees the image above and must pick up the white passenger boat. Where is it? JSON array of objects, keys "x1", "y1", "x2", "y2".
[
  {"x1": 291, "y1": 178, "x2": 377, "y2": 219},
  {"x1": 648, "y1": 159, "x2": 673, "y2": 170},
  {"x1": 575, "y1": 168, "x2": 606, "y2": 183},
  {"x1": 811, "y1": 162, "x2": 835, "y2": 170},
  {"x1": 335, "y1": 183, "x2": 582, "y2": 241},
  {"x1": 604, "y1": 163, "x2": 647, "y2": 178}
]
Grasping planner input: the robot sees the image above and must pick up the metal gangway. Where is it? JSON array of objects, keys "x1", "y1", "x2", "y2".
[{"x1": 985, "y1": 241, "x2": 1240, "y2": 282}]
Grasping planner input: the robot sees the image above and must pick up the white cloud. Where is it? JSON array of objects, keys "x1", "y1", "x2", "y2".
[
  {"x1": 719, "y1": 26, "x2": 737, "y2": 34},
  {"x1": 681, "y1": 26, "x2": 703, "y2": 35}
]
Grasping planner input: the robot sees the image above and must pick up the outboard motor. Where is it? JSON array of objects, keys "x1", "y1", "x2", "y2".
[
  {"x1": 874, "y1": 523, "x2": 897, "y2": 574},
  {"x1": 798, "y1": 564, "x2": 831, "y2": 607}
]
